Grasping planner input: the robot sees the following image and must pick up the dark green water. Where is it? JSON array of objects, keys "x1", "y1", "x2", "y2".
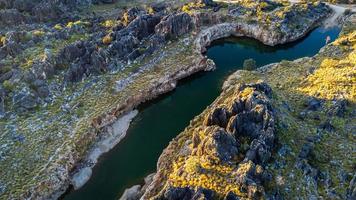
[{"x1": 64, "y1": 27, "x2": 340, "y2": 200}]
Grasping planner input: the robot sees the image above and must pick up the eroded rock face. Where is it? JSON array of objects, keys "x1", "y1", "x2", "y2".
[
  {"x1": 155, "y1": 12, "x2": 193, "y2": 40},
  {"x1": 194, "y1": 127, "x2": 239, "y2": 164},
  {"x1": 144, "y1": 82, "x2": 276, "y2": 199}
]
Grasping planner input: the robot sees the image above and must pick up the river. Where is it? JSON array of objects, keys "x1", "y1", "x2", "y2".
[{"x1": 64, "y1": 26, "x2": 340, "y2": 200}]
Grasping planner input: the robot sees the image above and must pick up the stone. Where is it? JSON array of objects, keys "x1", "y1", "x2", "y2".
[
  {"x1": 59, "y1": 41, "x2": 86, "y2": 62},
  {"x1": 119, "y1": 185, "x2": 142, "y2": 200},
  {"x1": 298, "y1": 142, "x2": 314, "y2": 159},
  {"x1": 318, "y1": 120, "x2": 335, "y2": 132},
  {"x1": 328, "y1": 99, "x2": 347, "y2": 117},
  {"x1": 12, "y1": 90, "x2": 38, "y2": 110},
  {"x1": 196, "y1": 127, "x2": 238, "y2": 163},
  {"x1": 155, "y1": 12, "x2": 193, "y2": 40},
  {"x1": 204, "y1": 107, "x2": 230, "y2": 128},
  {"x1": 305, "y1": 97, "x2": 322, "y2": 111},
  {"x1": 126, "y1": 14, "x2": 162, "y2": 40},
  {"x1": 32, "y1": 79, "x2": 50, "y2": 98},
  {"x1": 111, "y1": 35, "x2": 140, "y2": 59}
]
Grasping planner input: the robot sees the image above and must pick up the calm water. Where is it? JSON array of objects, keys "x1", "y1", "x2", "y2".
[{"x1": 64, "y1": 27, "x2": 340, "y2": 200}]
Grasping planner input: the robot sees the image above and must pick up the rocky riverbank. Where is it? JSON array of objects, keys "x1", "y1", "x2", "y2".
[
  {"x1": 132, "y1": 13, "x2": 356, "y2": 200},
  {"x1": 0, "y1": 0, "x2": 343, "y2": 199}
]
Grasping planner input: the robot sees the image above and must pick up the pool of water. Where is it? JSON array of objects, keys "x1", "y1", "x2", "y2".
[{"x1": 63, "y1": 26, "x2": 340, "y2": 200}]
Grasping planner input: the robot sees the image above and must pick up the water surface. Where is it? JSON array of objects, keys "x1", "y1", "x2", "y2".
[{"x1": 64, "y1": 27, "x2": 340, "y2": 200}]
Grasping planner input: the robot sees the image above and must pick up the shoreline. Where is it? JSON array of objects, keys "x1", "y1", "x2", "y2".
[{"x1": 70, "y1": 110, "x2": 139, "y2": 190}]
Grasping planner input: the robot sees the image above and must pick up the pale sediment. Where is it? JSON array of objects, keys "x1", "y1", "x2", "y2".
[{"x1": 70, "y1": 110, "x2": 139, "y2": 190}]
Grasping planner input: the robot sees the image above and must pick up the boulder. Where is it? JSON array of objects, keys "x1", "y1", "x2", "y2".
[
  {"x1": 111, "y1": 35, "x2": 139, "y2": 59},
  {"x1": 32, "y1": 79, "x2": 50, "y2": 98},
  {"x1": 119, "y1": 185, "x2": 142, "y2": 200},
  {"x1": 204, "y1": 107, "x2": 230, "y2": 128},
  {"x1": 12, "y1": 90, "x2": 38, "y2": 110},
  {"x1": 125, "y1": 14, "x2": 162, "y2": 39},
  {"x1": 155, "y1": 12, "x2": 193, "y2": 40},
  {"x1": 305, "y1": 97, "x2": 322, "y2": 111},
  {"x1": 328, "y1": 99, "x2": 347, "y2": 117},
  {"x1": 196, "y1": 127, "x2": 239, "y2": 163}
]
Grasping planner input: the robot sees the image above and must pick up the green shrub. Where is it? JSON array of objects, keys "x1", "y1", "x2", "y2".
[
  {"x1": 3, "y1": 80, "x2": 14, "y2": 92},
  {"x1": 243, "y1": 58, "x2": 257, "y2": 71}
]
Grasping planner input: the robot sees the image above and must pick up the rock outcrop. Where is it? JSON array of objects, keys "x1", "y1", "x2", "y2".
[{"x1": 141, "y1": 82, "x2": 276, "y2": 199}]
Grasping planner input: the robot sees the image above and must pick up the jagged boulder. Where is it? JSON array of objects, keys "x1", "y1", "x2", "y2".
[
  {"x1": 195, "y1": 126, "x2": 239, "y2": 163},
  {"x1": 155, "y1": 12, "x2": 193, "y2": 40},
  {"x1": 125, "y1": 14, "x2": 162, "y2": 40},
  {"x1": 12, "y1": 89, "x2": 38, "y2": 110},
  {"x1": 111, "y1": 35, "x2": 140, "y2": 59},
  {"x1": 204, "y1": 107, "x2": 230, "y2": 128}
]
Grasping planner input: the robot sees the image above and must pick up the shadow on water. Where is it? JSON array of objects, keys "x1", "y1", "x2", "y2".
[{"x1": 63, "y1": 26, "x2": 340, "y2": 200}]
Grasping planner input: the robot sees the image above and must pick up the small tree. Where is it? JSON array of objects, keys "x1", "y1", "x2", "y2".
[{"x1": 243, "y1": 58, "x2": 257, "y2": 71}]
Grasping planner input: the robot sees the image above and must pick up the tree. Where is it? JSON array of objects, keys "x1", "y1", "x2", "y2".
[{"x1": 243, "y1": 58, "x2": 257, "y2": 71}]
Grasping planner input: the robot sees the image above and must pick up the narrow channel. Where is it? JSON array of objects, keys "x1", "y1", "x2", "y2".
[{"x1": 64, "y1": 26, "x2": 340, "y2": 200}]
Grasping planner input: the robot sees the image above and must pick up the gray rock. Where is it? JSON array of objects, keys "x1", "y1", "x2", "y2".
[
  {"x1": 155, "y1": 12, "x2": 193, "y2": 40},
  {"x1": 197, "y1": 127, "x2": 239, "y2": 163},
  {"x1": 204, "y1": 107, "x2": 230, "y2": 128},
  {"x1": 305, "y1": 97, "x2": 322, "y2": 111},
  {"x1": 12, "y1": 89, "x2": 38, "y2": 110},
  {"x1": 298, "y1": 142, "x2": 314, "y2": 159},
  {"x1": 119, "y1": 185, "x2": 142, "y2": 200},
  {"x1": 328, "y1": 99, "x2": 347, "y2": 117},
  {"x1": 318, "y1": 120, "x2": 335, "y2": 132}
]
